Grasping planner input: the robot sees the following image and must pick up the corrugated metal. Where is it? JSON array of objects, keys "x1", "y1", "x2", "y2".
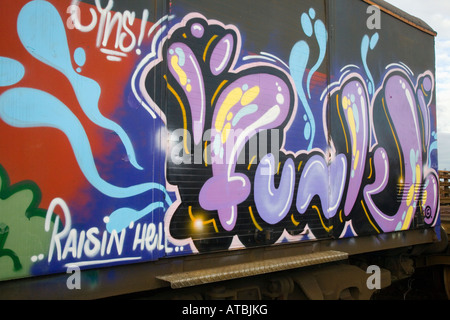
[{"x1": 157, "y1": 250, "x2": 348, "y2": 289}]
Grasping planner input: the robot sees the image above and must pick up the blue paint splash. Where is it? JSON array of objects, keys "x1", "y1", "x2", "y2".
[
  {"x1": 429, "y1": 131, "x2": 438, "y2": 167},
  {"x1": 290, "y1": 40, "x2": 315, "y2": 151},
  {"x1": 0, "y1": 57, "x2": 25, "y2": 87},
  {"x1": 301, "y1": 12, "x2": 313, "y2": 37},
  {"x1": 0, "y1": 88, "x2": 172, "y2": 202},
  {"x1": 289, "y1": 8, "x2": 328, "y2": 151},
  {"x1": 16, "y1": 0, "x2": 143, "y2": 170},
  {"x1": 106, "y1": 202, "x2": 166, "y2": 233},
  {"x1": 306, "y1": 19, "x2": 327, "y2": 99},
  {"x1": 74, "y1": 47, "x2": 86, "y2": 73},
  {"x1": 232, "y1": 104, "x2": 258, "y2": 127},
  {"x1": 361, "y1": 33, "x2": 379, "y2": 95}
]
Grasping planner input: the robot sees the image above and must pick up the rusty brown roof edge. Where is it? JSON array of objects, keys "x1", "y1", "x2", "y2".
[{"x1": 362, "y1": 0, "x2": 437, "y2": 37}]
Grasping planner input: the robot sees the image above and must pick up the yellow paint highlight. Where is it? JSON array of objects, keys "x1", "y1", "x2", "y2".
[
  {"x1": 347, "y1": 107, "x2": 357, "y2": 156},
  {"x1": 402, "y1": 206, "x2": 414, "y2": 230},
  {"x1": 402, "y1": 164, "x2": 422, "y2": 230},
  {"x1": 368, "y1": 158, "x2": 373, "y2": 179},
  {"x1": 203, "y1": 35, "x2": 218, "y2": 62},
  {"x1": 221, "y1": 122, "x2": 232, "y2": 144},
  {"x1": 186, "y1": 84, "x2": 192, "y2": 92},
  {"x1": 416, "y1": 164, "x2": 421, "y2": 184},
  {"x1": 188, "y1": 206, "x2": 196, "y2": 221},
  {"x1": 215, "y1": 87, "x2": 243, "y2": 132},
  {"x1": 406, "y1": 185, "x2": 415, "y2": 206},
  {"x1": 212, "y1": 80, "x2": 228, "y2": 106},
  {"x1": 336, "y1": 95, "x2": 349, "y2": 153},
  {"x1": 170, "y1": 55, "x2": 187, "y2": 86},
  {"x1": 249, "y1": 206, "x2": 263, "y2": 231},
  {"x1": 188, "y1": 206, "x2": 219, "y2": 233},
  {"x1": 361, "y1": 200, "x2": 380, "y2": 233},
  {"x1": 297, "y1": 161, "x2": 303, "y2": 172},
  {"x1": 207, "y1": 219, "x2": 220, "y2": 233},
  {"x1": 312, "y1": 205, "x2": 333, "y2": 233},
  {"x1": 248, "y1": 155, "x2": 257, "y2": 170},
  {"x1": 398, "y1": 177, "x2": 404, "y2": 196},
  {"x1": 422, "y1": 190, "x2": 428, "y2": 204},
  {"x1": 241, "y1": 86, "x2": 260, "y2": 106},
  {"x1": 204, "y1": 141, "x2": 209, "y2": 167},
  {"x1": 382, "y1": 97, "x2": 403, "y2": 181},
  {"x1": 291, "y1": 214, "x2": 300, "y2": 227},
  {"x1": 342, "y1": 96, "x2": 349, "y2": 110},
  {"x1": 421, "y1": 83, "x2": 428, "y2": 97}
]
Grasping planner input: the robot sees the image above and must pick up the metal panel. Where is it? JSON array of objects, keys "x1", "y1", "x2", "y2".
[{"x1": 157, "y1": 250, "x2": 348, "y2": 289}]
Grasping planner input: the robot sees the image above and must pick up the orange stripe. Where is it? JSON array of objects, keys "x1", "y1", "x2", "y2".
[{"x1": 361, "y1": 0, "x2": 436, "y2": 36}]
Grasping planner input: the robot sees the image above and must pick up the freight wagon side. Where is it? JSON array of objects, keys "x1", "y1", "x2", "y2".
[{"x1": 0, "y1": 0, "x2": 446, "y2": 300}]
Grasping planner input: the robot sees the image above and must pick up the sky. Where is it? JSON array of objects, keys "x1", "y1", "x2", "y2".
[{"x1": 384, "y1": 0, "x2": 450, "y2": 169}]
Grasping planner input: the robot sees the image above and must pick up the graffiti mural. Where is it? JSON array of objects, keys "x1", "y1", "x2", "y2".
[
  {"x1": 142, "y1": 11, "x2": 439, "y2": 251},
  {"x1": 0, "y1": 0, "x2": 439, "y2": 281}
]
